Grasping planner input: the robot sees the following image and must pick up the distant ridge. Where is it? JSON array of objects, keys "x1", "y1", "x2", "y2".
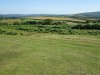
[
  {"x1": 69, "y1": 11, "x2": 100, "y2": 18},
  {"x1": 0, "y1": 14, "x2": 64, "y2": 18},
  {"x1": 0, "y1": 11, "x2": 100, "y2": 18}
]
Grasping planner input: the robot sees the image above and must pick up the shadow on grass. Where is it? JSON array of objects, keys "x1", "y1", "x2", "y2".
[{"x1": 0, "y1": 50, "x2": 21, "y2": 62}]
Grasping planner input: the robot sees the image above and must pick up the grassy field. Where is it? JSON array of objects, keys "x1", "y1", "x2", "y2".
[
  {"x1": 0, "y1": 19, "x2": 22, "y2": 24},
  {"x1": 0, "y1": 33, "x2": 100, "y2": 75},
  {"x1": 29, "y1": 16, "x2": 85, "y2": 23},
  {"x1": 29, "y1": 16, "x2": 84, "y2": 21}
]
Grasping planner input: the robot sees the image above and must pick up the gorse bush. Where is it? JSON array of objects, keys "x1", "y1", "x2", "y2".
[
  {"x1": 72, "y1": 23, "x2": 100, "y2": 30},
  {"x1": 0, "y1": 21, "x2": 100, "y2": 35},
  {"x1": 0, "y1": 29, "x2": 6, "y2": 34},
  {"x1": 20, "y1": 19, "x2": 65, "y2": 25},
  {"x1": 13, "y1": 22, "x2": 20, "y2": 25},
  {"x1": 0, "y1": 28, "x2": 18, "y2": 35},
  {"x1": 43, "y1": 19, "x2": 53, "y2": 25},
  {"x1": 5, "y1": 32, "x2": 18, "y2": 35},
  {"x1": 22, "y1": 21, "x2": 38, "y2": 25}
]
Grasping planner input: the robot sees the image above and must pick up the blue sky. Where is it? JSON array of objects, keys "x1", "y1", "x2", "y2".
[{"x1": 0, "y1": 0, "x2": 100, "y2": 14}]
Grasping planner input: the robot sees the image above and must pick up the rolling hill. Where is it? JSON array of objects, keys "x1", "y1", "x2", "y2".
[
  {"x1": 0, "y1": 11, "x2": 100, "y2": 18},
  {"x1": 69, "y1": 11, "x2": 100, "y2": 18}
]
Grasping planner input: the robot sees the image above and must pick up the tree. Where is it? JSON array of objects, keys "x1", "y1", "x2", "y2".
[
  {"x1": 13, "y1": 21, "x2": 20, "y2": 25},
  {"x1": 85, "y1": 20, "x2": 90, "y2": 23},
  {"x1": 43, "y1": 19, "x2": 53, "y2": 25}
]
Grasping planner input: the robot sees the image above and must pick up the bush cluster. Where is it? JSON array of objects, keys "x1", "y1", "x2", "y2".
[
  {"x1": 72, "y1": 24, "x2": 100, "y2": 30},
  {"x1": 20, "y1": 19, "x2": 64, "y2": 25}
]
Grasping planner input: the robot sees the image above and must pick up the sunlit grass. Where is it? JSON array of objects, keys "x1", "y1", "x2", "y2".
[{"x1": 0, "y1": 34, "x2": 100, "y2": 75}]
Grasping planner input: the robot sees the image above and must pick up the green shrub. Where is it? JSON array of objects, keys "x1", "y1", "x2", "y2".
[
  {"x1": 13, "y1": 22, "x2": 20, "y2": 25},
  {"x1": 5, "y1": 32, "x2": 18, "y2": 35},
  {"x1": 72, "y1": 24, "x2": 100, "y2": 30},
  {"x1": 0, "y1": 29, "x2": 6, "y2": 34},
  {"x1": 43, "y1": 19, "x2": 53, "y2": 25}
]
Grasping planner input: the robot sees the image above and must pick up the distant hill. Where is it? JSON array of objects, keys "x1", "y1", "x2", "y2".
[
  {"x1": 0, "y1": 11, "x2": 100, "y2": 18},
  {"x1": 69, "y1": 11, "x2": 100, "y2": 18},
  {"x1": 0, "y1": 14, "x2": 62, "y2": 18},
  {"x1": 0, "y1": 14, "x2": 42, "y2": 18}
]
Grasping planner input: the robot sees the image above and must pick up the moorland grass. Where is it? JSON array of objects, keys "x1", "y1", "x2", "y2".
[{"x1": 0, "y1": 34, "x2": 100, "y2": 75}]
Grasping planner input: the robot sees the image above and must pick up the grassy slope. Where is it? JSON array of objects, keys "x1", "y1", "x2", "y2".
[{"x1": 0, "y1": 34, "x2": 100, "y2": 75}]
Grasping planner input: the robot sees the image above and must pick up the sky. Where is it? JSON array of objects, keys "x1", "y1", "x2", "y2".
[{"x1": 0, "y1": 0, "x2": 100, "y2": 14}]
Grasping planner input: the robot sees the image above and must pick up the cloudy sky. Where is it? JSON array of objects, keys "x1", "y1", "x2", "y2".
[{"x1": 0, "y1": 0, "x2": 100, "y2": 14}]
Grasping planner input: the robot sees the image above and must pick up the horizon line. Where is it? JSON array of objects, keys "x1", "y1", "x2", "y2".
[{"x1": 0, "y1": 11, "x2": 100, "y2": 15}]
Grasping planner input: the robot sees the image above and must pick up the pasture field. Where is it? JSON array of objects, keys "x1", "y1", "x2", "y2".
[
  {"x1": 28, "y1": 16, "x2": 85, "y2": 22},
  {"x1": 28, "y1": 16, "x2": 83, "y2": 21},
  {"x1": 0, "y1": 34, "x2": 100, "y2": 75},
  {"x1": 0, "y1": 19, "x2": 22, "y2": 24}
]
